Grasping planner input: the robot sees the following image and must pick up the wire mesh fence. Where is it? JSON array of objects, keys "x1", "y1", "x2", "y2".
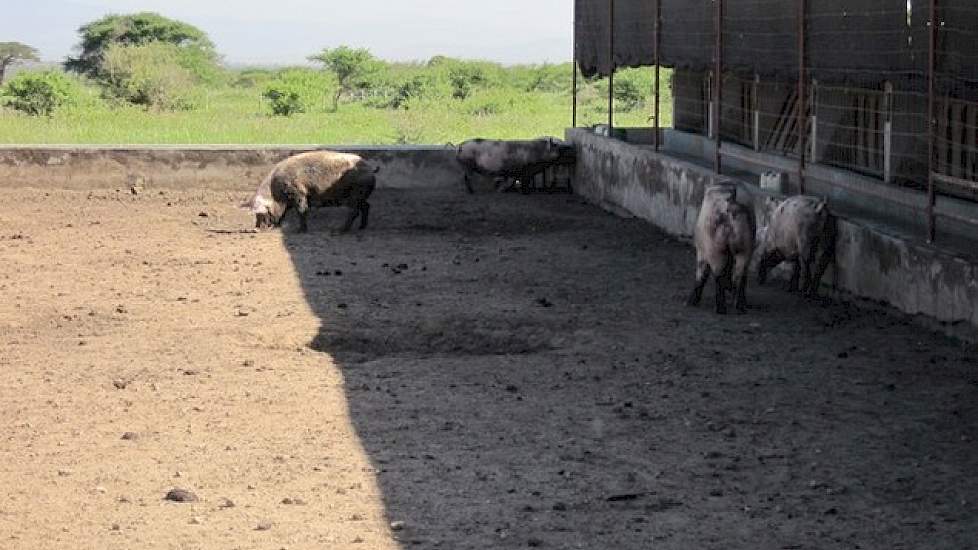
[
  {"x1": 574, "y1": 0, "x2": 978, "y2": 241},
  {"x1": 934, "y1": 0, "x2": 978, "y2": 201}
]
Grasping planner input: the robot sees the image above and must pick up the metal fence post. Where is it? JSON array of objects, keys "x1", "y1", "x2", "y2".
[
  {"x1": 572, "y1": 0, "x2": 578, "y2": 128},
  {"x1": 810, "y1": 79, "x2": 818, "y2": 161},
  {"x1": 753, "y1": 74, "x2": 761, "y2": 151},
  {"x1": 653, "y1": 0, "x2": 661, "y2": 151},
  {"x1": 608, "y1": 0, "x2": 615, "y2": 133},
  {"x1": 798, "y1": 0, "x2": 807, "y2": 194},
  {"x1": 883, "y1": 81, "x2": 894, "y2": 183},
  {"x1": 928, "y1": 0, "x2": 937, "y2": 243},
  {"x1": 715, "y1": 0, "x2": 723, "y2": 174}
]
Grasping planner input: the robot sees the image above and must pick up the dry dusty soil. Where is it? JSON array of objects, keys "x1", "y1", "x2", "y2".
[{"x1": 0, "y1": 183, "x2": 976, "y2": 550}]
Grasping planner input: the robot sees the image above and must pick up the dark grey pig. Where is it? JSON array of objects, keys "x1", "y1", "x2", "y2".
[{"x1": 456, "y1": 137, "x2": 572, "y2": 193}]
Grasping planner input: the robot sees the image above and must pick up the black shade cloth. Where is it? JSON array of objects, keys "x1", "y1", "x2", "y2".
[
  {"x1": 724, "y1": 0, "x2": 796, "y2": 77},
  {"x1": 937, "y1": 0, "x2": 978, "y2": 89},
  {"x1": 573, "y1": 0, "x2": 963, "y2": 89},
  {"x1": 807, "y1": 0, "x2": 921, "y2": 88},
  {"x1": 575, "y1": 0, "x2": 656, "y2": 78}
]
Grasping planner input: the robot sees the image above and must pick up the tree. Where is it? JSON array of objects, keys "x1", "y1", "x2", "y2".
[
  {"x1": 308, "y1": 46, "x2": 381, "y2": 111},
  {"x1": 65, "y1": 12, "x2": 217, "y2": 77},
  {"x1": 0, "y1": 42, "x2": 40, "y2": 85}
]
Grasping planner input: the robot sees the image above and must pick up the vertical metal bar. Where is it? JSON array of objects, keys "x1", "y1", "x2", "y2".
[
  {"x1": 883, "y1": 82, "x2": 893, "y2": 183},
  {"x1": 714, "y1": 0, "x2": 723, "y2": 174},
  {"x1": 572, "y1": 0, "x2": 578, "y2": 128},
  {"x1": 707, "y1": 74, "x2": 713, "y2": 139},
  {"x1": 753, "y1": 74, "x2": 760, "y2": 151},
  {"x1": 928, "y1": 0, "x2": 937, "y2": 242},
  {"x1": 608, "y1": 0, "x2": 615, "y2": 133},
  {"x1": 653, "y1": 0, "x2": 661, "y2": 151},
  {"x1": 810, "y1": 79, "x2": 818, "y2": 161},
  {"x1": 798, "y1": 0, "x2": 807, "y2": 194}
]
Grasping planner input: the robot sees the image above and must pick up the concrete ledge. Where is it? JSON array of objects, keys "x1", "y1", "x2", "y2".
[
  {"x1": 567, "y1": 128, "x2": 978, "y2": 339},
  {"x1": 0, "y1": 145, "x2": 464, "y2": 192},
  {"x1": 662, "y1": 130, "x2": 978, "y2": 246}
]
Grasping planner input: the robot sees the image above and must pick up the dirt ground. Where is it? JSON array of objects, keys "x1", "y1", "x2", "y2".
[{"x1": 0, "y1": 183, "x2": 975, "y2": 550}]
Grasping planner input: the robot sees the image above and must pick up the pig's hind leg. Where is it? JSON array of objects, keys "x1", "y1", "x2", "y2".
[
  {"x1": 358, "y1": 199, "x2": 370, "y2": 230},
  {"x1": 714, "y1": 258, "x2": 734, "y2": 315},
  {"x1": 733, "y1": 253, "x2": 751, "y2": 313},
  {"x1": 339, "y1": 204, "x2": 359, "y2": 233},
  {"x1": 687, "y1": 256, "x2": 712, "y2": 308}
]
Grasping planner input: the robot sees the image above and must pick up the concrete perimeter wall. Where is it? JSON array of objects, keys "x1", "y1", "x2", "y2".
[
  {"x1": 0, "y1": 146, "x2": 463, "y2": 193},
  {"x1": 567, "y1": 128, "x2": 978, "y2": 339}
]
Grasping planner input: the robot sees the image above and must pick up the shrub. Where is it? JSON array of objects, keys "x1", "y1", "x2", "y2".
[
  {"x1": 1, "y1": 70, "x2": 77, "y2": 116},
  {"x1": 613, "y1": 77, "x2": 643, "y2": 112},
  {"x1": 98, "y1": 42, "x2": 197, "y2": 110},
  {"x1": 262, "y1": 83, "x2": 304, "y2": 116},
  {"x1": 370, "y1": 74, "x2": 433, "y2": 110},
  {"x1": 176, "y1": 45, "x2": 227, "y2": 86},
  {"x1": 261, "y1": 69, "x2": 333, "y2": 116},
  {"x1": 449, "y1": 66, "x2": 486, "y2": 100}
]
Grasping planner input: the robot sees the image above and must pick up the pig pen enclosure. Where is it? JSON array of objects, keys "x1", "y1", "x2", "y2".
[{"x1": 0, "y1": 155, "x2": 976, "y2": 550}]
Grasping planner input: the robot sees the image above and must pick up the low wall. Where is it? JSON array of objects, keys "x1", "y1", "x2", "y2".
[
  {"x1": 0, "y1": 146, "x2": 463, "y2": 192},
  {"x1": 567, "y1": 128, "x2": 978, "y2": 339}
]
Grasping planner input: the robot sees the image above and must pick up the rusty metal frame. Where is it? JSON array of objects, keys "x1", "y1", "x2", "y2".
[
  {"x1": 798, "y1": 0, "x2": 807, "y2": 194},
  {"x1": 608, "y1": 0, "x2": 615, "y2": 132},
  {"x1": 714, "y1": 0, "x2": 723, "y2": 174},
  {"x1": 653, "y1": 0, "x2": 661, "y2": 151},
  {"x1": 927, "y1": 0, "x2": 937, "y2": 242},
  {"x1": 572, "y1": 0, "x2": 578, "y2": 128}
]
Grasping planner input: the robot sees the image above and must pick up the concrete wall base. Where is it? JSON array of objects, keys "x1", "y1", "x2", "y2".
[{"x1": 0, "y1": 145, "x2": 464, "y2": 193}]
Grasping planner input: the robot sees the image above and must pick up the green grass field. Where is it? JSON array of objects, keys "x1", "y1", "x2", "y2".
[{"x1": 0, "y1": 66, "x2": 672, "y2": 145}]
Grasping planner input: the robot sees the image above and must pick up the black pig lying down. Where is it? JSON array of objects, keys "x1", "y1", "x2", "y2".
[
  {"x1": 242, "y1": 151, "x2": 378, "y2": 233},
  {"x1": 455, "y1": 137, "x2": 573, "y2": 193},
  {"x1": 688, "y1": 183, "x2": 757, "y2": 314},
  {"x1": 756, "y1": 195, "x2": 836, "y2": 297}
]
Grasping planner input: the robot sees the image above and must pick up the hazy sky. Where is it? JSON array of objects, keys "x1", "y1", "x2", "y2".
[{"x1": 3, "y1": 0, "x2": 574, "y2": 66}]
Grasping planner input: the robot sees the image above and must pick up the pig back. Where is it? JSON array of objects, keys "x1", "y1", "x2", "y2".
[
  {"x1": 767, "y1": 196, "x2": 827, "y2": 253},
  {"x1": 460, "y1": 138, "x2": 560, "y2": 176}
]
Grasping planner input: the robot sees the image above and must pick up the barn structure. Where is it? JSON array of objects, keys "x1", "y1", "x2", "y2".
[{"x1": 567, "y1": 0, "x2": 978, "y2": 335}]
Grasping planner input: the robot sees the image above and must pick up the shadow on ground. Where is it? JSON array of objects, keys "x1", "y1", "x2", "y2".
[{"x1": 281, "y1": 186, "x2": 977, "y2": 549}]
